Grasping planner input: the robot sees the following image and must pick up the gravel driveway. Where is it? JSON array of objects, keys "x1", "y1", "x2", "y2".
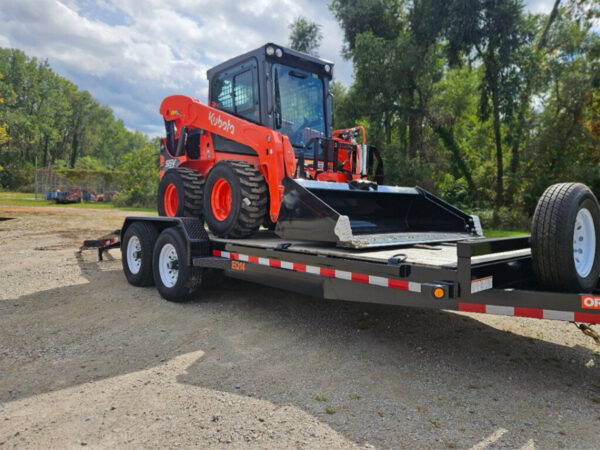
[{"x1": 1, "y1": 206, "x2": 599, "y2": 448}]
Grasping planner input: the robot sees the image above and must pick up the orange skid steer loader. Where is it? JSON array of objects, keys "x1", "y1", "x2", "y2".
[{"x1": 158, "y1": 43, "x2": 482, "y2": 248}]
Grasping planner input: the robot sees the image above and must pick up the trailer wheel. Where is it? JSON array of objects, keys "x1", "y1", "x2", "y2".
[
  {"x1": 152, "y1": 227, "x2": 203, "y2": 302},
  {"x1": 122, "y1": 222, "x2": 158, "y2": 286},
  {"x1": 531, "y1": 183, "x2": 600, "y2": 292},
  {"x1": 157, "y1": 168, "x2": 204, "y2": 218},
  {"x1": 203, "y1": 161, "x2": 268, "y2": 238}
]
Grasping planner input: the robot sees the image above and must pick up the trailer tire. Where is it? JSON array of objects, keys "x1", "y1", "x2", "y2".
[
  {"x1": 152, "y1": 227, "x2": 203, "y2": 302},
  {"x1": 158, "y1": 168, "x2": 204, "y2": 218},
  {"x1": 531, "y1": 182, "x2": 600, "y2": 292},
  {"x1": 122, "y1": 222, "x2": 158, "y2": 287},
  {"x1": 203, "y1": 161, "x2": 268, "y2": 238}
]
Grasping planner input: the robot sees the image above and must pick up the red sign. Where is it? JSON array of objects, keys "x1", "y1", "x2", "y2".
[{"x1": 581, "y1": 296, "x2": 600, "y2": 310}]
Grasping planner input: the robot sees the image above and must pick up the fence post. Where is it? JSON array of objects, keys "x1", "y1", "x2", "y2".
[{"x1": 34, "y1": 157, "x2": 38, "y2": 199}]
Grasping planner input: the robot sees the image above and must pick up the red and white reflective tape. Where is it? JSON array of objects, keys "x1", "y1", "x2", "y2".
[
  {"x1": 213, "y1": 250, "x2": 422, "y2": 293},
  {"x1": 459, "y1": 302, "x2": 600, "y2": 324},
  {"x1": 103, "y1": 238, "x2": 117, "y2": 247}
]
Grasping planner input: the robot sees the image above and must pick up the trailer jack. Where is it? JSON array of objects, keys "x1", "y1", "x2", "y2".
[{"x1": 573, "y1": 322, "x2": 600, "y2": 346}]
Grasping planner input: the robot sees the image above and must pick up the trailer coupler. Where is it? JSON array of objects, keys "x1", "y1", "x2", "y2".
[
  {"x1": 79, "y1": 229, "x2": 121, "y2": 261},
  {"x1": 573, "y1": 322, "x2": 600, "y2": 346}
]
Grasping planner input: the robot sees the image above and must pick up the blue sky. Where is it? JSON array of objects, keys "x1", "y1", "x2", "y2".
[{"x1": 0, "y1": 0, "x2": 555, "y2": 137}]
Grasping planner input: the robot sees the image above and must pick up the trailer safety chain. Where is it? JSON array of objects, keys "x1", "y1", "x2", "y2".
[{"x1": 573, "y1": 322, "x2": 600, "y2": 346}]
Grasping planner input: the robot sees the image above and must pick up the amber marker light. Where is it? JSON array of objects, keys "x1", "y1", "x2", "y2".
[{"x1": 433, "y1": 287, "x2": 445, "y2": 299}]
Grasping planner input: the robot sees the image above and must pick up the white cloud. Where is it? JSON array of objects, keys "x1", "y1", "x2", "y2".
[{"x1": 0, "y1": 0, "x2": 555, "y2": 136}]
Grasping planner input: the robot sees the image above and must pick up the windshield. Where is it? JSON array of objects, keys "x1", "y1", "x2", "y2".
[{"x1": 272, "y1": 63, "x2": 326, "y2": 149}]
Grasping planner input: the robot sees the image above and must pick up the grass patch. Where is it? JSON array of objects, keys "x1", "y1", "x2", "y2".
[
  {"x1": 484, "y1": 228, "x2": 528, "y2": 238},
  {"x1": 0, "y1": 192, "x2": 156, "y2": 213},
  {"x1": 325, "y1": 407, "x2": 336, "y2": 414},
  {"x1": 315, "y1": 394, "x2": 328, "y2": 402}
]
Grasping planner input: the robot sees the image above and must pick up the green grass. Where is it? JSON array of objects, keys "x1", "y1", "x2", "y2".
[
  {"x1": 484, "y1": 229, "x2": 528, "y2": 238},
  {"x1": 0, "y1": 192, "x2": 156, "y2": 213}
]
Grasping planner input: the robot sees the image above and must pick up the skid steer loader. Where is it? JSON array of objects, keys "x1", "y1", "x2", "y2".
[{"x1": 157, "y1": 43, "x2": 482, "y2": 248}]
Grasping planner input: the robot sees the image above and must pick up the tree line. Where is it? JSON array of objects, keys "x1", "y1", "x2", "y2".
[
  {"x1": 0, "y1": 47, "x2": 153, "y2": 201},
  {"x1": 2, "y1": 2, "x2": 599, "y2": 218},
  {"x1": 322, "y1": 0, "x2": 600, "y2": 227}
]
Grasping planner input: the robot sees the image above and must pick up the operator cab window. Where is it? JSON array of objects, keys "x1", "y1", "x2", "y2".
[
  {"x1": 272, "y1": 63, "x2": 326, "y2": 153},
  {"x1": 210, "y1": 59, "x2": 259, "y2": 123}
]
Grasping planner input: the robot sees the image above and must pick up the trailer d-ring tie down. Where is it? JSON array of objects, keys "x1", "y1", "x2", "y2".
[{"x1": 573, "y1": 322, "x2": 600, "y2": 346}]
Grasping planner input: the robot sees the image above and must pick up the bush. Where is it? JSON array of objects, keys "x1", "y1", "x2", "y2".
[
  {"x1": 475, "y1": 206, "x2": 531, "y2": 231},
  {"x1": 0, "y1": 159, "x2": 34, "y2": 190},
  {"x1": 114, "y1": 144, "x2": 158, "y2": 208}
]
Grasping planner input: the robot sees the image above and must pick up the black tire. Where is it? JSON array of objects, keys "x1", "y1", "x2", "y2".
[
  {"x1": 531, "y1": 182, "x2": 600, "y2": 292},
  {"x1": 157, "y1": 168, "x2": 204, "y2": 218},
  {"x1": 122, "y1": 222, "x2": 159, "y2": 287},
  {"x1": 152, "y1": 227, "x2": 204, "y2": 302},
  {"x1": 203, "y1": 161, "x2": 268, "y2": 238}
]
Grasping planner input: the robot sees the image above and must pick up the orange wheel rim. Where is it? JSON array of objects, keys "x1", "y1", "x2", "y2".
[
  {"x1": 164, "y1": 183, "x2": 178, "y2": 216},
  {"x1": 211, "y1": 178, "x2": 232, "y2": 221}
]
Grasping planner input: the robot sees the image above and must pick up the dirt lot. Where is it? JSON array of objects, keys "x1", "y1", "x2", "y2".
[{"x1": 1, "y1": 205, "x2": 599, "y2": 449}]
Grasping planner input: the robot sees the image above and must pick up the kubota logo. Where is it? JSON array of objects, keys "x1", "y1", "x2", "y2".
[
  {"x1": 581, "y1": 295, "x2": 600, "y2": 310},
  {"x1": 208, "y1": 111, "x2": 235, "y2": 135}
]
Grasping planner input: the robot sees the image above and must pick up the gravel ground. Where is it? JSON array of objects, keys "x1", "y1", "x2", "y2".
[{"x1": 0, "y1": 206, "x2": 599, "y2": 449}]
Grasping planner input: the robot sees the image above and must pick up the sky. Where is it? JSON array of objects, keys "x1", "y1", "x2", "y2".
[{"x1": 0, "y1": 0, "x2": 556, "y2": 137}]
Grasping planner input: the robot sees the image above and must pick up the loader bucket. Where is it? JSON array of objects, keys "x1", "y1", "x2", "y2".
[{"x1": 275, "y1": 178, "x2": 482, "y2": 249}]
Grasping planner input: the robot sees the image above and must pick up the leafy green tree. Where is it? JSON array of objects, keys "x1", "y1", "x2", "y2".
[
  {"x1": 288, "y1": 16, "x2": 323, "y2": 56},
  {"x1": 0, "y1": 73, "x2": 8, "y2": 152},
  {"x1": 0, "y1": 48, "x2": 152, "y2": 190},
  {"x1": 115, "y1": 144, "x2": 158, "y2": 208},
  {"x1": 445, "y1": 0, "x2": 531, "y2": 206}
]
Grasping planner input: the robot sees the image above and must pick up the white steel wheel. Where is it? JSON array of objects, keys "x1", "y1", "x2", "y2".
[
  {"x1": 152, "y1": 227, "x2": 204, "y2": 302},
  {"x1": 158, "y1": 243, "x2": 179, "y2": 288},
  {"x1": 126, "y1": 235, "x2": 142, "y2": 275},
  {"x1": 121, "y1": 221, "x2": 158, "y2": 287},
  {"x1": 573, "y1": 208, "x2": 596, "y2": 278}
]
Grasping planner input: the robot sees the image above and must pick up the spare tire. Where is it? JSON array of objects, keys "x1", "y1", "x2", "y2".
[{"x1": 531, "y1": 183, "x2": 600, "y2": 292}]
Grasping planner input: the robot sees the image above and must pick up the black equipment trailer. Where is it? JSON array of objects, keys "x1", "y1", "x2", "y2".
[
  {"x1": 91, "y1": 218, "x2": 599, "y2": 326},
  {"x1": 83, "y1": 182, "x2": 600, "y2": 343}
]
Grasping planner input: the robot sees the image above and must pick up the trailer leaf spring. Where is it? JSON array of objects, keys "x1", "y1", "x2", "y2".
[{"x1": 574, "y1": 322, "x2": 600, "y2": 346}]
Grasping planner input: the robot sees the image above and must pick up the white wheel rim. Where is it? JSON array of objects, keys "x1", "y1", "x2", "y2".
[
  {"x1": 126, "y1": 236, "x2": 142, "y2": 275},
  {"x1": 573, "y1": 208, "x2": 596, "y2": 278},
  {"x1": 159, "y1": 243, "x2": 179, "y2": 288}
]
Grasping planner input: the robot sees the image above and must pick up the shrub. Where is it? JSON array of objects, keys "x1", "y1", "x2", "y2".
[{"x1": 114, "y1": 144, "x2": 158, "y2": 208}]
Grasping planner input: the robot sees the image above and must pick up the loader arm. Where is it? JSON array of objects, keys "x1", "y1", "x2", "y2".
[{"x1": 159, "y1": 95, "x2": 296, "y2": 222}]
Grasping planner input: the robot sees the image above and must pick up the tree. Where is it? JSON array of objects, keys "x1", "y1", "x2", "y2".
[
  {"x1": 288, "y1": 16, "x2": 323, "y2": 56},
  {"x1": 115, "y1": 143, "x2": 159, "y2": 207},
  {"x1": 0, "y1": 73, "x2": 8, "y2": 150},
  {"x1": 0, "y1": 48, "x2": 152, "y2": 189},
  {"x1": 445, "y1": 0, "x2": 530, "y2": 206}
]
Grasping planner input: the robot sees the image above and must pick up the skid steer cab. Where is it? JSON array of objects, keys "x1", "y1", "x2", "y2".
[{"x1": 157, "y1": 43, "x2": 482, "y2": 249}]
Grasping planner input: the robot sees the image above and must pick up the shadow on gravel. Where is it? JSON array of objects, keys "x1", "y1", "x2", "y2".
[{"x1": 1, "y1": 255, "x2": 599, "y2": 448}]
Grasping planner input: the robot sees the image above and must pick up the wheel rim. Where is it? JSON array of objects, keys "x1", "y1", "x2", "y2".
[
  {"x1": 573, "y1": 207, "x2": 596, "y2": 278},
  {"x1": 158, "y1": 243, "x2": 179, "y2": 288},
  {"x1": 211, "y1": 178, "x2": 232, "y2": 221},
  {"x1": 164, "y1": 184, "x2": 178, "y2": 217},
  {"x1": 126, "y1": 236, "x2": 142, "y2": 275}
]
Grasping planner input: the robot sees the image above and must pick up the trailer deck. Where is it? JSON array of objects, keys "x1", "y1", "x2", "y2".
[
  {"x1": 85, "y1": 216, "x2": 600, "y2": 341},
  {"x1": 211, "y1": 231, "x2": 531, "y2": 269}
]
